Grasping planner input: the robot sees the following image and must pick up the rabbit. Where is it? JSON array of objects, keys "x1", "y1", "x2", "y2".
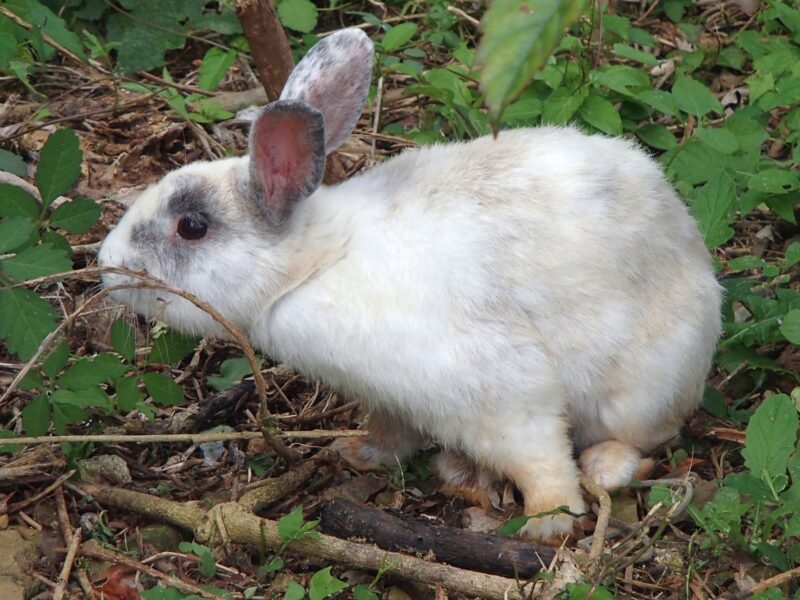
[{"x1": 98, "y1": 28, "x2": 722, "y2": 542}]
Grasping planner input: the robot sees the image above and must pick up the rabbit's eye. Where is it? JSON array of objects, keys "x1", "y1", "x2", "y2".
[{"x1": 177, "y1": 216, "x2": 208, "y2": 240}]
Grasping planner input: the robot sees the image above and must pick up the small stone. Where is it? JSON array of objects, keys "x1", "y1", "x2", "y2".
[
  {"x1": 140, "y1": 524, "x2": 184, "y2": 552},
  {"x1": 461, "y1": 507, "x2": 503, "y2": 533},
  {"x1": 78, "y1": 454, "x2": 132, "y2": 485}
]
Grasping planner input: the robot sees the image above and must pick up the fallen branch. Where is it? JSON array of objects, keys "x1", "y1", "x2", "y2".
[
  {"x1": 235, "y1": 0, "x2": 293, "y2": 101},
  {"x1": 320, "y1": 497, "x2": 555, "y2": 579},
  {"x1": 75, "y1": 482, "x2": 527, "y2": 599}
]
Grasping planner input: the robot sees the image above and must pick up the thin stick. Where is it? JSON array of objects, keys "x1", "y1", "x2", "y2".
[
  {"x1": 581, "y1": 477, "x2": 612, "y2": 563},
  {"x1": 8, "y1": 470, "x2": 76, "y2": 513},
  {"x1": 81, "y1": 540, "x2": 222, "y2": 600},
  {"x1": 731, "y1": 565, "x2": 800, "y2": 600},
  {"x1": 0, "y1": 429, "x2": 367, "y2": 446},
  {"x1": 53, "y1": 528, "x2": 81, "y2": 600}
]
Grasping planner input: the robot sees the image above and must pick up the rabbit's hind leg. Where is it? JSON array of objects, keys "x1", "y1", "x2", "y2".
[
  {"x1": 330, "y1": 409, "x2": 425, "y2": 471},
  {"x1": 578, "y1": 440, "x2": 655, "y2": 491}
]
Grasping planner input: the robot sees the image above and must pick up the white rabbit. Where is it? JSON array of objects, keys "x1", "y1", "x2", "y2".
[{"x1": 99, "y1": 28, "x2": 722, "y2": 541}]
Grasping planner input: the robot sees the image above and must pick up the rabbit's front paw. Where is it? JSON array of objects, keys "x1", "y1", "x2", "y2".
[{"x1": 518, "y1": 511, "x2": 577, "y2": 544}]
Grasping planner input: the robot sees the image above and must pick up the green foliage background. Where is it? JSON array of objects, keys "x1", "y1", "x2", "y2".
[{"x1": 0, "y1": 0, "x2": 799, "y2": 596}]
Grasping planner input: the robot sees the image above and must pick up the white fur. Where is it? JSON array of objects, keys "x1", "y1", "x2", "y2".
[{"x1": 98, "y1": 30, "x2": 721, "y2": 542}]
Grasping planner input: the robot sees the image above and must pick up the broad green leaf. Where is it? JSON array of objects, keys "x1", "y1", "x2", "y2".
[
  {"x1": 4, "y1": 0, "x2": 86, "y2": 61},
  {"x1": 308, "y1": 566, "x2": 348, "y2": 600},
  {"x1": 636, "y1": 89, "x2": 679, "y2": 116},
  {"x1": 0, "y1": 288, "x2": 58, "y2": 360},
  {"x1": 541, "y1": 86, "x2": 587, "y2": 124},
  {"x1": 110, "y1": 318, "x2": 136, "y2": 362},
  {"x1": 142, "y1": 372, "x2": 184, "y2": 406},
  {"x1": 59, "y1": 358, "x2": 110, "y2": 391},
  {"x1": 382, "y1": 23, "x2": 418, "y2": 52},
  {"x1": 565, "y1": 583, "x2": 615, "y2": 600},
  {"x1": 22, "y1": 395, "x2": 51, "y2": 436},
  {"x1": 636, "y1": 124, "x2": 677, "y2": 150},
  {"x1": 780, "y1": 309, "x2": 800, "y2": 344},
  {"x1": 35, "y1": 129, "x2": 82, "y2": 208},
  {"x1": 578, "y1": 94, "x2": 622, "y2": 135},
  {"x1": 497, "y1": 514, "x2": 532, "y2": 537},
  {"x1": 197, "y1": 47, "x2": 236, "y2": 91},
  {"x1": 115, "y1": 376, "x2": 144, "y2": 411},
  {"x1": 0, "y1": 217, "x2": 35, "y2": 253},
  {"x1": 105, "y1": 0, "x2": 206, "y2": 73},
  {"x1": 591, "y1": 65, "x2": 650, "y2": 96},
  {"x1": 353, "y1": 585, "x2": 379, "y2": 600},
  {"x1": 786, "y1": 242, "x2": 800, "y2": 267},
  {"x1": 612, "y1": 43, "x2": 658, "y2": 65},
  {"x1": 49, "y1": 197, "x2": 101, "y2": 233},
  {"x1": 690, "y1": 171, "x2": 736, "y2": 248},
  {"x1": 0, "y1": 149, "x2": 27, "y2": 177},
  {"x1": 207, "y1": 357, "x2": 259, "y2": 392},
  {"x1": 52, "y1": 402, "x2": 87, "y2": 434},
  {"x1": 278, "y1": 505, "x2": 305, "y2": 542},
  {"x1": 52, "y1": 387, "x2": 112, "y2": 410},
  {"x1": 148, "y1": 330, "x2": 199, "y2": 365},
  {"x1": 477, "y1": 0, "x2": 590, "y2": 128},
  {"x1": 742, "y1": 394, "x2": 798, "y2": 487},
  {"x1": 284, "y1": 583, "x2": 306, "y2": 600},
  {"x1": 1, "y1": 244, "x2": 71, "y2": 281},
  {"x1": 43, "y1": 340, "x2": 70, "y2": 379},
  {"x1": 694, "y1": 128, "x2": 739, "y2": 154},
  {"x1": 0, "y1": 183, "x2": 40, "y2": 220},
  {"x1": 277, "y1": 0, "x2": 318, "y2": 33},
  {"x1": 748, "y1": 169, "x2": 799, "y2": 194},
  {"x1": 500, "y1": 95, "x2": 542, "y2": 126},
  {"x1": 672, "y1": 76, "x2": 723, "y2": 117}
]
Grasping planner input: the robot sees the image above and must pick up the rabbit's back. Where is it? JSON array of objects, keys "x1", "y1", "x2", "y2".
[{"x1": 267, "y1": 127, "x2": 721, "y2": 451}]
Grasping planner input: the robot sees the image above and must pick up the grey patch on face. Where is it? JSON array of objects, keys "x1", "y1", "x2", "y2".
[{"x1": 128, "y1": 177, "x2": 228, "y2": 284}]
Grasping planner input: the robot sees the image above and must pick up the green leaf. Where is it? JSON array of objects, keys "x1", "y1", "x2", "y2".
[
  {"x1": 0, "y1": 217, "x2": 35, "y2": 253},
  {"x1": 197, "y1": 48, "x2": 236, "y2": 92},
  {"x1": 43, "y1": 340, "x2": 70, "y2": 379},
  {"x1": 496, "y1": 514, "x2": 531, "y2": 537},
  {"x1": 672, "y1": 76, "x2": 723, "y2": 117},
  {"x1": 565, "y1": 583, "x2": 615, "y2": 600},
  {"x1": 591, "y1": 65, "x2": 650, "y2": 96},
  {"x1": 52, "y1": 387, "x2": 112, "y2": 410},
  {"x1": 690, "y1": 171, "x2": 736, "y2": 248},
  {"x1": 382, "y1": 23, "x2": 418, "y2": 52},
  {"x1": 142, "y1": 372, "x2": 184, "y2": 406},
  {"x1": 0, "y1": 183, "x2": 40, "y2": 220},
  {"x1": 780, "y1": 309, "x2": 800, "y2": 344},
  {"x1": 278, "y1": 506, "x2": 305, "y2": 542},
  {"x1": 277, "y1": 0, "x2": 318, "y2": 33},
  {"x1": 178, "y1": 542, "x2": 217, "y2": 578},
  {"x1": 0, "y1": 288, "x2": 58, "y2": 360},
  {"x1": 22, "y1": 395, "x2": 51, "y2": 436},
  {"x1": 4, "y1": 0, "x2": 86, "y2": 61},
  {"x1": 0, "y1": 149, "x2": 27, "y2": 177},
  {"x1": 743, "y1": 395, "x2": 798, "y2": 488},
  {"x1": 49, "y1": 197, "x2": 101, "y2": 234},
  {"x1": 612, "y1": 43, "x2": 658, "y2": 65},
  {"x1": 110, "y1": 318, "x2": 136, "y2": 362},
  {"x1": 694, "y1": 128, "x2": 739, "y2": 155},
  {"x1": 148, "y1": 330, "x2": 199, "y2": 366},
  {"x1": 785, "y1": 242, "x2": 800, "y2": 267},
  {"x1": 308, "y1": 566, "x2": 348, "y2": 600},
  {"x1": 1, "y1": 244, "x2": 71, "y2": 281},
  {"x1": 636, "y1": 89, "x2": 678, "y2": 116},
  {"x1": 477, "y1": 0, "x2": 590, "y2": 128},
  {"x1": 578, "y1": 94, "x2": 622, "y2": 135},
  {"x1": 284, "y1": 582, "x2": 306, "y2": 600},
  {"x1": 541, "y1": 86, "x2": 588, "y2": 125},
  {"x1": 207, "y1": 357, "x2": 259, "y2": 392},
  {"x1": 59, "y1": 358, "x2": 110, "y2": 391},
  {"x1": 115, "y1": 376, "x2": 144, "y2": 411},
  {"x1": 353, "y1": 585, "x2": 379, "y2": 600},
  {"x1": 636, "y1": 124, "x2": 677, "y2": 150},
  {"x1": 748, "y1": 169, "x2": 799, "y2": 195},
  {"x1": 35, "y1": 129, "x2": 82, "y2": 208}
]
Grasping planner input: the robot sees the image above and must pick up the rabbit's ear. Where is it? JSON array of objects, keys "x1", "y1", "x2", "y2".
[
  {"x1": 248, "y1": 100, "x2": 325, "y2": 225},
  {"x1": 280, "y1": 29, "x2": 373, "y2": 154}
]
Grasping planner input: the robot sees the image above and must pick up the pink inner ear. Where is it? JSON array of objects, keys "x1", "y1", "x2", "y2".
[{"x1": 250, "y1": 105, "x2": 324, "y2": 221}]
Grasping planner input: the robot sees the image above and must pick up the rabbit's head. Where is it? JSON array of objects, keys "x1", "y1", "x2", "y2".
[{"x1": 98, "y1": 29, "x2": 373, "y2": 336}]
